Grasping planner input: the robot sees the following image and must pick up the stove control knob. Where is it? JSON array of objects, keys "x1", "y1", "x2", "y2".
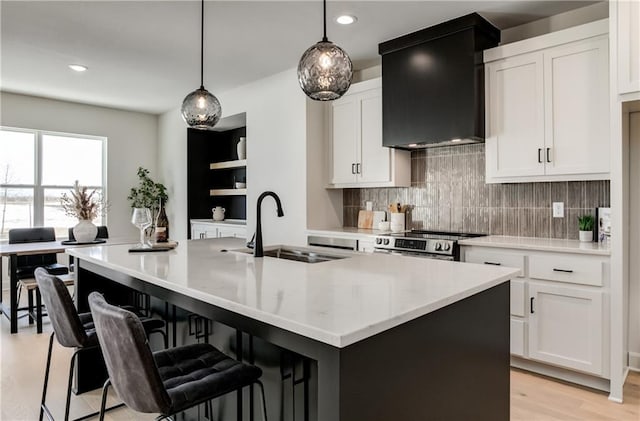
[
  {"x1": 383, "y1": 238, "x2": 390, "y2": 245},
  {"x1": 444, "y1": 243, "x2": 451, "y2": 251},
  {"x1": 435, "y1": 242, "x2": 442, "y2": 251},
  {"x1": 376, "y1": 238, "x2": 383, "y2": 245}
]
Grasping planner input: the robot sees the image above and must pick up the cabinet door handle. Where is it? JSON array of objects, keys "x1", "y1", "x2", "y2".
[
  {"x1": 538, "y1": 148, "x2": 543, "y2": 163},
  {"x1": 483, "y1": 261, "x2": 501, "y2": 266},
  {"x1": 530, "y1": 297, "x2": 535, "y2": 314},
  {"x1": 356, "y1": 163, "x2": 361, "y2": 174},
  {"x1": 351, "y1": 163, "x2": 356, "y2": 174},
  {"x1": 553, "y1": 268, "x2": 573, "y2": 273},
  {"x1": 546, "y1": 147, "x2": 551, "y2": 163}
]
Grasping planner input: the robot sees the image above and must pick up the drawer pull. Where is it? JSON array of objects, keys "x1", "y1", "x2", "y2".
[
  {"x1": 537, "y1": 148, "x2": 543, "y2": 163},
  {"x1": 553, "y1": 268, "x2": 574, "y2": 273},
  {"x1": 530, "y1": 297, "x2": 535, "y2": 314},
  {"x1": 484, "y1": 261, "x2": 502, "y2": 266}
]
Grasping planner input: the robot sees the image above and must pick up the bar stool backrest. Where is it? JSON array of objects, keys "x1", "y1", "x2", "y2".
[
  {"x1": 34, "y1": 268, "x2": 89, "y2": 348},
  {"x1": 88, "y1": 292, "x2": 172, "y2": 414}
]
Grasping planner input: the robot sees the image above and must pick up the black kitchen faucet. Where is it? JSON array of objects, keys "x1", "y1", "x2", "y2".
[{"x1": 254, "y1": 191, "x2": 284, "y2": 257}]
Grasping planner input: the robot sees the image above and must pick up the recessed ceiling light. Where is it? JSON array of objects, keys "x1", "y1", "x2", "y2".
[
  {"x1": 336, "y1": 15, "x2": 357, "y2": 25},
  {"x1": 68, "y1": 64, "x2": 88, "y2": 72}
]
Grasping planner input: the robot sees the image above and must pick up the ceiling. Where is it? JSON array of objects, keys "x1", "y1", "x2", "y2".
[{"x1": 1, "y1": 0, "x2": 597, "y2": 115}]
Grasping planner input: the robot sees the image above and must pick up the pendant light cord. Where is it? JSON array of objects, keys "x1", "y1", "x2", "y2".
[
  {"x1": 322, "y1": 0, "x2": 327, "y2": 42},
  {"x1": 200, "y1": 0, "x2": 205, "y2": 89}
]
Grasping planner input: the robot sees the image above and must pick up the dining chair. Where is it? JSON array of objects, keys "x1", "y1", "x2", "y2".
[
  {"x1": 88, "y1": 292, "x2": 268, "y2": 421},
  {"x1": 8, "y1": 227, "x2": 69, "y2": 330},
  {"x1": 35, "y1": 268, "x2": 167, "y2": 421}
]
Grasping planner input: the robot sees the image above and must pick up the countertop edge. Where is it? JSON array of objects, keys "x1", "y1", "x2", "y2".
[{"x1": 459, "y1": 236, "x2": 611, "y2": 256}]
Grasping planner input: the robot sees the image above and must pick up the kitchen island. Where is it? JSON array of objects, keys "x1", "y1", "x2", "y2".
[{"x1": 67, "y1": 238, "x2": 519, "y2": 421}]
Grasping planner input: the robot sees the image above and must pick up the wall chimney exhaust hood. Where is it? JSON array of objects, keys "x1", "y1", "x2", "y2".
[{"x1": 378, "y1": 13, "x2": 500, "y2": 149}]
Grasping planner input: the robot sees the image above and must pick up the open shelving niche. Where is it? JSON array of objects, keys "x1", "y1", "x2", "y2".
[{"x1": 186, "y1": 112, "x2": 247, "y2": 238}]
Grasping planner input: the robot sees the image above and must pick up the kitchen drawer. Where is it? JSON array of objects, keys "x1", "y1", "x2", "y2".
[
  {"x1": 464, "y1": 249, "x2": 525, "y2": 277},
  {"x1": 511, "y1": 318, "x2": 526, "y2": 357},
  {"x1": 529, "y1": 254, "x2": 605, "y2": 287},
  {"x1": 510, "y1": 279, "x2": 526, "y2": 317}
]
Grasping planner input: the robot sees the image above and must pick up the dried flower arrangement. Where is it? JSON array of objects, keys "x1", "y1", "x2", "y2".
[{"x1": 60, "y1": 181, "x2": 107, "y2": 221}]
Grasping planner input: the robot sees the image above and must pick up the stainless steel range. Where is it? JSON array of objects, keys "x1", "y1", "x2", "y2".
[{"x1": 374, "y1": 230, "x2": 486, "y2": 261}]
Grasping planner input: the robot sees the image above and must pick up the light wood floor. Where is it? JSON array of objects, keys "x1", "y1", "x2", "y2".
[{"x1": 1, "y1": 310, "x2": 639, "y2": 420}]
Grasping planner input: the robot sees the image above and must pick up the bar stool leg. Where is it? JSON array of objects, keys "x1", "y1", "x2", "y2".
[
  {"x1": 39, "y1": 333, "x2": 55, "y2": 421},
  {"x1": 64, "y1": 350, "x2": 81, "y2": 421},
  {"x1": 28, "y1": 288, "x2": 34, "y2": 325},
  {"x1": 36, "y1": 288, "x2": 43, "y2": 333},
  {"x1": 98, "y1": 379, "x2": 111, "y2": 421},
  {"x1": 255, "y1": 380, "x2": 268, "y2": 421}
]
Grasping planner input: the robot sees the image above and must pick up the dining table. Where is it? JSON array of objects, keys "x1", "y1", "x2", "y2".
[{"x1": 0, "y1": 237, "x2": 137, "y2": 334}]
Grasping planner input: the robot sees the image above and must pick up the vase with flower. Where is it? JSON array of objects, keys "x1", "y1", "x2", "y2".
[{"x1": 60, "y1": 181, "x2": 108, "y2": 243}]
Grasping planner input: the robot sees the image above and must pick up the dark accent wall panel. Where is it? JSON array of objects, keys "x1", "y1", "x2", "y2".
[{"x1": 187, "y1": 127, "x2": 247, "y2": 238}]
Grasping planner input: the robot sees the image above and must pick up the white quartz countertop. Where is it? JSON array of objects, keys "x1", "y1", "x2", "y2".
[
  {"x1": 67, "y1": 238, "x2": 519, "y2": 348},
  {"x1": 459, "y1": 235, "x2": 611, "y2": 256}
]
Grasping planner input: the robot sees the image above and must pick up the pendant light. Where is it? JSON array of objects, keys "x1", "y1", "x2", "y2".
[
  {"x1": 181, "y1": 0, "x2": 221, "y2": 130},
  {"x1": 297, "y1": 0, "x2": 353, "y2": 101}
]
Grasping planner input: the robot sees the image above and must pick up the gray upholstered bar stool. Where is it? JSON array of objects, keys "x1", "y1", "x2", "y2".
[
  {"x1": 34, "y1": 268, "x2": 167, "y2": 421},
  {"x1": 88, "y1": 292, "x2": 268, "y2": 421}
]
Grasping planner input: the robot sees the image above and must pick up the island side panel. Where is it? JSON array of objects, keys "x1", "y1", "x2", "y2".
[{"x1": 338, "y1": 282, "x2": 510, "y2": 421}]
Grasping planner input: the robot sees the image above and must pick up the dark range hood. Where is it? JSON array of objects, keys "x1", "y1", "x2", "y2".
[{"x1": 378, "y1": 13, "x2": 500, "y2": 149}]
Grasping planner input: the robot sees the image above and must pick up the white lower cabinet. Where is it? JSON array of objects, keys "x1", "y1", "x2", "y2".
[
  {"x1": 510, "y1": 319, "x2": 526, "y2": 357},
  {"x1": 528, "y1": 282, "x2": 604, "y2": 376},
  {"x1": 461, "y1": 244, "x2": 609, "y2": 383},
  {"x1": 216, "y1": 225, "x2": 247, "y2": 239},
  {"x1": 190, "y1": 220, "x2": 247, "y2": 240}
]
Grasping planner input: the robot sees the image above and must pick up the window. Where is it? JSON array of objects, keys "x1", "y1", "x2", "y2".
[{"x1": 0, "y1": 127, "x2": 106, "y2": 240}]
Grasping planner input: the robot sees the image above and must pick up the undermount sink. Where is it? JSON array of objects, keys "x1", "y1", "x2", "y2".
[{"x1": 234, "y1": 247, "x2": 348, "y2": 264}]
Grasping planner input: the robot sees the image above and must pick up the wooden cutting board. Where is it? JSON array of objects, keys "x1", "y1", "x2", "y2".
[
  {"x1": 357, "y1": 210, "x2": 374, "y2": 229},
  {"x1": 358, "y1": 210, "x2": 386, "y2": 229}
]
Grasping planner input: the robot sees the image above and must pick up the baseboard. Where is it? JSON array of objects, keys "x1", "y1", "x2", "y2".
[
  {"x1": 629, "y1": 352, "x2": 640, "y2": 371},
  {"x1": 511, "y1": 356, "x2": 610, "y2": 392}
]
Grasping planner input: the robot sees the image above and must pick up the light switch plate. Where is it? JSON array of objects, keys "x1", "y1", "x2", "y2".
[{"x1": 553, "y1": 202, "x2": 564, "y2": 218}]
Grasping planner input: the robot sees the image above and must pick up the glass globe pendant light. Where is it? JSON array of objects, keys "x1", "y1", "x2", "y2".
[
  {"x1": 181, "y1": 0, "x2": 221, "y2": 130},
  {"x1": 297, "y1": 0, "x2": 353, "y2": 101}
]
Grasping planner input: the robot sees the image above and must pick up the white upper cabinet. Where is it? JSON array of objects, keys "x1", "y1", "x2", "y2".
[
  {"x1": 544, "y1": 36, "x2": 610, "y2": 176},
  {"x1": 615, "y1": 0, "x2": 640, "y2": 95},
  {"x1": 484, "y1": 20, "x2": 610, "y2": 183},
  {"x1": 486, "y1": 52, "x2": 545, "y2": 178},
  {"x1": 328, "y1": 78, "x2": 410, "y2": 188}
]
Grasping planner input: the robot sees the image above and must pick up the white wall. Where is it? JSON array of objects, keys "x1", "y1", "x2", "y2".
[
  {"x1": 0, "y1": 92, "x2": 158, "y2": 238},
  {"x1": 159, "y1": 68, "x2": 339, "y2": 246},
  {"x1": 158, "y1": 108, "x2": 188, "y2": 239},
  {"x1": 501, "y1": 2, "x2": 608, "y2": 44}
]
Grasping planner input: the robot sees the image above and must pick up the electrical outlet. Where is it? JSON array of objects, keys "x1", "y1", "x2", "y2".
[{"x1": 553, "y1": 202, "x2": 564, "y2": 218}]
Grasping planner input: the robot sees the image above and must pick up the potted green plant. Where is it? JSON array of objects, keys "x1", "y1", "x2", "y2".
[
  {"x1": 61, "y1": 181, "x2": 108, "y2": 242},
  {"x1": 578, "y1": 215, "x2": 594, "y2": 242},
  {"x1": 127, "y1": 167, "x2": 168, "y2": 229}
]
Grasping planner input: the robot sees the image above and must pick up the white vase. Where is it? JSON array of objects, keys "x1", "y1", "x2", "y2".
[
  {"x1": 73, "y1": 219, "x2": 97, "y2": 243},
  {"x1": 579, "y1": 230, "x2": 592, "y2": 242},
  {"x1": 237, "y1": 137, "x2": 246, "y2": 160},
  {"x1": 212, "y1": 206, "x2": 225, "y2": 221}
]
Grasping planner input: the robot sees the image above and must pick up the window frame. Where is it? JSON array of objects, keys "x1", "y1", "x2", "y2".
[{"x1": 0, "y1": 126, "x2": 108, "y2": 235}]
